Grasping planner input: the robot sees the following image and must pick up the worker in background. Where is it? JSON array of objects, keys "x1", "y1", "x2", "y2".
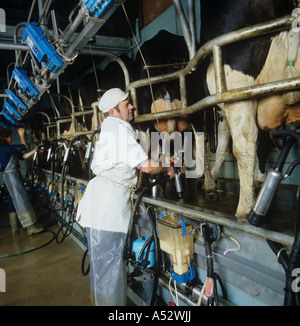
[
  {"x1": 76, "y1": 88, "x2": 175, "y2": 306},
  {"x1": 0, "y1": 127, "x2": 43, "y2": 236}
]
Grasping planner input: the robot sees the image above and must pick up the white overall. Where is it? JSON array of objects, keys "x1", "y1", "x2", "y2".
[
  {"x1": 3, "y1": 154, "x2": 36, "y2": 228},
  {"x1": 76, "y1": 116, "x2": 148, "y2": 305}
]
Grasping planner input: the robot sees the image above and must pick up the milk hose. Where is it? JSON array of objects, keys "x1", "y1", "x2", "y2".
[
  {"x1": 252, "y1": 129, "x2": 300, "y2": 306},
  {"x1": 0, "y1": 226, "x2": 55, "y2": 258},
  {"x1": 124, "y1": 174, "x2": 169, "y2": 306}
]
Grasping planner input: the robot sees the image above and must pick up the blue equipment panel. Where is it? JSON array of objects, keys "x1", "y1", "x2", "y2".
[
  {"x1": 22, "y1": 22, "x2": 63, "y2": 73},
  {"x1": 2, "y1": 109, "x2": 16, "y2": 125},
  {"x1": 132, "y1": 237, "x2": 155, "y2": 269},
  {"x1": 3, "y1": 101, "x2": 22, "y2": 121},
  {"x1": 82, "y1": 0, "x2": 118, "y2": 18},
  {"x1": 12, "y1": 67, "x2": 40, "y2": 100},
  {"x1": 6, "y1": 89, "x2": 28, "y2": 113}
]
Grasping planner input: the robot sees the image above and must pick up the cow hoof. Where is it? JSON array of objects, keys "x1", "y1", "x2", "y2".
[{"x1": 205, "y1": 189, "x2": 219, "y2": 201}]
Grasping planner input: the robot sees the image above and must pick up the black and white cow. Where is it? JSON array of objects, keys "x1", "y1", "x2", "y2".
[
  {"x1": 134, "y1": 30, "x2": 211, "y2": 185},
  {"x1": 200, "y1": 0, "x2": 300, "y2": 218}
]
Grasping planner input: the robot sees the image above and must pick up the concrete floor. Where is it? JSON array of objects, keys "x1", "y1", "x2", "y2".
[{"x1": 0, "y1": 209, "x2": 91, "y2": 306}]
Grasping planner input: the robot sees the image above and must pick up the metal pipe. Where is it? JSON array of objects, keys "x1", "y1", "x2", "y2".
[
  {"x1": 187, "y1": 0, "x2": 196, "y2": 58},
  {"x1": 38, "y1": 0, "x2": 46, "y2": 29},
  {"x1": 173, "y1": 0, "x2": 193, "y2": 59},
  {"x1": 80, "y1": 48, "x2": 130, "y2": 87},
  {"x1": 159, "y1": 272, "x2": 231, "y2": 306},
  {"x1": 213, "y1": 45, "x2": 226, "y2": 94},
  {"x1": 129, "y1": 15, "x2": 294, "y2": 123},
  {"x1": 34, "y1": 111, "x2": 51, "y2": 123},
  {"x1": 6, "y1": 62, "x2": 15, "y2": 88},
  {"x1": 62, "y1": 5, "x2": 88, "y2": 44},
  {"x1": 13, "y1": 22, "x2": 27, "y2": 65},
  {"x1": 179, "y1": 73, "x2": 187, "y2": 108},
  {"x1": 0, "y1": 41, "x2": 28, "y2": 51},
  {"x1": 138, "y1": 195, "x2": 294, "y2": 247},
  {"x1": 134, "y1": 76, "x2": 300, "y2": 123}
]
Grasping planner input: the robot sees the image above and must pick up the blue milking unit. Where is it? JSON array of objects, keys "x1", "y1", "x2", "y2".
[
  {"x1": 12, "y1": 67, "x2": 40, "y2": 100},
  {"x1": 22, "y1": 22, "x2": 63, "y2": 74},
  {"x1": 1, "y1": 21, "x2": 64, "y2": 124},
  {"x1": 82, "y1": 0, "x2": 118, "y2": 18},
  {"x1": 6, "y1": 89, "x2": 28, "y2": 114},
  {"x1": 2, "y1": 109, "x2": 17, "y2": 125},
  {"x1": 132, "y1": 237, "x2": 155, "y2": 269},
  {"x1": 3, "y1": 100, "x2": 22, "y2": 121},
  {"x1": 1, "y1": 88, "x2": 28, "y2": 126}
]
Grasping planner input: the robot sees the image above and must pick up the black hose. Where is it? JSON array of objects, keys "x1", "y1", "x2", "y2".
[
  {"x1": 284, "y1": 193, "x2": 300, "y2": 306},
  {"x1": 61, "y1": 135, "x2": 90, "y2": 212},
  {"x1": 81, "y1": 249, "x2": 90, "y2": 276},
  {"x1": 266, "y1": 240, "x2": 289, "y2": 273},
  {"x1": 273, "y1": 138, "x2": 295, "y2": 172},
  {"x1": 255, "y1": 129, "x2": 300, "y2": 305},
  {"x1": 124, "y1": 174, "x2": 169, "y2": 260},
  {"x1": 285, "y1": 159, "x2": 300, "y2": 177},
  {"x1": 201, "y1": 223, "x2": 216, "y2": 306},
  {"x1": 136, "y1": 236, "x2": 153, "y2": 269},
  {"x1": 87, "y1": 128, "x2": 101, "y2": 181},
  {"x1": 271, "y1": 129, "x2": 300, "y2": 149},
  {"x1": 146, "y1": 204, "x2": 161, "y2": 307},
  {"x1": 60, "y1": 164, "x2": 68, "y2": 212},
  {"x1": 124, "y1": 173, "x2": 169, "y2": 306},
  {"x1": 55, "y1": 205, "x2": 75, "y2": 244},
  {"x1": 214, "y1": 272, "x2": 227, "y2": 301}
]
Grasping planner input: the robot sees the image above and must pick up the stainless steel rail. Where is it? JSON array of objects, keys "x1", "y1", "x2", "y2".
[{"x1": 129, "y1": 15, "x2": 298, "y2": 124}]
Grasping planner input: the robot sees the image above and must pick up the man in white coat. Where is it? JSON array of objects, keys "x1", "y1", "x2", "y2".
[{"x1": 76, "y1": 88, "x2": 174, "y2": 306}]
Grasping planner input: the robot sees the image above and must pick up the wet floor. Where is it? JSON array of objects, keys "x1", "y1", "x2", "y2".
[{"x1": 0, "y1": 207, "x2": 91, "y2": 306}]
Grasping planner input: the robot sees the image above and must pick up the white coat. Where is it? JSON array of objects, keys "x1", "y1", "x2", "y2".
[{"x1": 76, "y1": 117, "x2": 148, "y2": 233}]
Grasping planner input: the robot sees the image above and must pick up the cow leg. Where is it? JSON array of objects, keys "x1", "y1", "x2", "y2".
[
  {"x1": 211, "y1": 116, "x2": 230, "y2": 181},
  {"x1": 203, "y1": 132, "x2": 218, "y2": 198},
  {"x1": 225, "y1": 101, "x2": 258, "y2": 219}
]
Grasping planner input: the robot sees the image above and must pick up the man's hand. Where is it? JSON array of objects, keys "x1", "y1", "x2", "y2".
[{"x1": 17, "y1": 127, "x2": 25, "y2": 137}]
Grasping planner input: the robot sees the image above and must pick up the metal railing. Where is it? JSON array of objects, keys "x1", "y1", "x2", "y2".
[{"x1": 129, "y1": 15, "x2": 299, "y2": 124}]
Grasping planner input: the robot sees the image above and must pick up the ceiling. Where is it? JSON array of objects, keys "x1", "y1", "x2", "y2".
[{"x1": 0, "y1": 0, "x2": 141, "y2": 91}]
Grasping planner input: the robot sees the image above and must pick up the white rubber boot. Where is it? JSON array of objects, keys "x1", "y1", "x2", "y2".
[
  {"x1": 9, "y1": 212, "x2": 19, "y2": 234},
  {"x1": 27, "y1": 224, "x2": 44, "y2": 236}
]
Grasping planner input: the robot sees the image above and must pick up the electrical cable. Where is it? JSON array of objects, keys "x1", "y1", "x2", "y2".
[
  {"x1": 81, "y1": 249, "x2": 90, "y2": 276},
  {"x1": 124, "y1": 174, "x2": 168, "y2": 306},
  {"x1": 146, "y1": 204, "x2": 161, "y2": 306},
  {"x1": 0, "y1": 227, "x2": 56, "y2": 258}
]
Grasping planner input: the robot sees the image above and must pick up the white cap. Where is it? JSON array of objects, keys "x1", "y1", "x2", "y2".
[{"x1": 98, "y1": 88, "x2": 129, "y2": 113}]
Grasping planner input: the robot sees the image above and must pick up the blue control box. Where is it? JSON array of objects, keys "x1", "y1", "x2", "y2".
[
  {"x1": 82, "y1": 0, "x2": 118, "y2": 18},
  {"x1": 132, "y1": 237, "x2": 155, "y2": 269},
  {"x1": 6, "y1": 89, "x2": 28, "y2": 113},
  {"x1": 2, "y1": 109, "x2": 17, "y2": 125},
  {"x1": 12, "y1": 67, "x2": 40, "y2": 100},
  {"x1": 22, "y1": 22, "x2": 63, "y2": 73},
  {"x1": 3, "y1": 101, "x2": 22, "y2": 121}
]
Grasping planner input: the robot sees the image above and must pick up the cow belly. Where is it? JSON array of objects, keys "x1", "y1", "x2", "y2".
[
  {"x1": 257, "y1": 96, "x2": 300, "y2": 130},
  {"x1": 151, "y1": 97, "x2": 191, "y2": 133},
  {"x1": 256, "y1": 31, "x2": 300, "y2": 130}
]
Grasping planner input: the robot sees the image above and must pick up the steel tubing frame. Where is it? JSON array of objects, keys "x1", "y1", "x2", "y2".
[{"x1": 130, "y1": 15, "x2": 298, "y2": 124}]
